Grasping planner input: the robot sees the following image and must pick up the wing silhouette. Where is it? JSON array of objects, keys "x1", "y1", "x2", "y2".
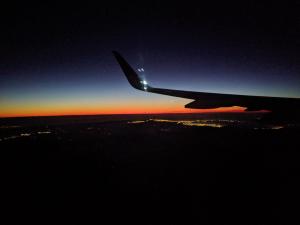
[{"x1": 113, "y1": 51, "x2": 300, "y2": 115}]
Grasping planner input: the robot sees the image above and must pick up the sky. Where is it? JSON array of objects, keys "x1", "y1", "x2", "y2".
[{"x1": 1, "y1": 1, "x2": 299, "y2": 117}]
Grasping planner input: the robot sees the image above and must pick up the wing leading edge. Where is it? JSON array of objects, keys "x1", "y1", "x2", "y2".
[{"x1": 113, "y1": 51, "x2": 300, "y2": 113}]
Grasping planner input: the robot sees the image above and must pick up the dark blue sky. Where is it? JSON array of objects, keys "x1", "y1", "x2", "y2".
[{"x1": 1, "y1": 1, "x2": 299, "y2": 116}]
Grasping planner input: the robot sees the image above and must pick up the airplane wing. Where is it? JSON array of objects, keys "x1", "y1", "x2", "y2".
[{"x1": 113, "y1": 51, "x2": 300, "y2": 113}]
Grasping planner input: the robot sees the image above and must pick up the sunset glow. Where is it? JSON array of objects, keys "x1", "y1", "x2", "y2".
[{"x1": 0, "y1": 98, "x2": 245, "y2": 118}]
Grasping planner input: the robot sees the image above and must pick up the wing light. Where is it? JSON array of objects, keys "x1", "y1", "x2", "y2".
[{"x1": 141, "y1": 80, "x2": 148, "y2": 90}]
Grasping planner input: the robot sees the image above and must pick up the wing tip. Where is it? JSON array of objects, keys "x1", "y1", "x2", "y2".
[
  {"x1": 112, "y1": 50, "x2": 119, "y2": 56},
  {"x1": 112, "y1": 51, "x2": 146, "y2": 91}
]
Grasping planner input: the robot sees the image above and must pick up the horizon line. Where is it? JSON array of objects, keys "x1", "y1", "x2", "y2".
[{"x1": 0, "y1": 111, "x2": 266, "y2": 119}]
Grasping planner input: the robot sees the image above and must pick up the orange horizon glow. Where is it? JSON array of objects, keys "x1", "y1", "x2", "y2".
[{"x1": 0, "y1": 106, "x2": 247, "y2": 118}]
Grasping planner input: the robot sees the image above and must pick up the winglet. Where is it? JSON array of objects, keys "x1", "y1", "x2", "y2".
[{"x1": 112, "y1": 51, "x2": 147, "y2": 91}]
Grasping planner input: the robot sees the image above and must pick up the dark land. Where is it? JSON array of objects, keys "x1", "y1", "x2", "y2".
[{"x1": 1, "y1": 113, "x2": 300, "y2": 224}]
